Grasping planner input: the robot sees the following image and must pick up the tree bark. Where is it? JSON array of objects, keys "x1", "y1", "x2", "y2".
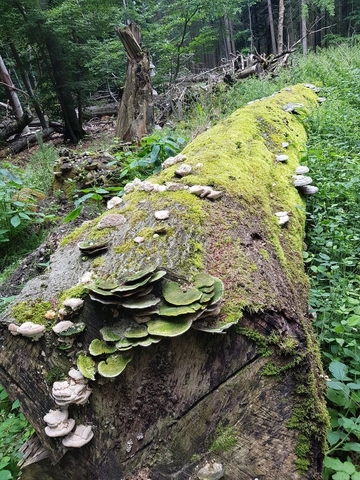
[
  {"x1": 301, "y1": 0, "x2": 308, "y2": 55},
  {"x1": 0, "y1": 54, "x2": 30, "y2": 134},
  {"x1": 0, "y1": 127, "x2": 55, "y2": 159},
  {"x1": 9, "y1": 42, "x2": 48, "y2": 129},
  {"x1": 0, "y1": 85, "x2": 327, "y2": 480},
  {"x1": 267, "y1": 0, "x2": 277, "y2": 54},
  {"x1": 115, "y1": 23, "x2": 153, "y2": 142},
  {"x1": 278, "y1": 0, "x2": 285, "y2": 53},
  {"x1": 0, "y1": 110, "x2": 34, "y2": 144}
]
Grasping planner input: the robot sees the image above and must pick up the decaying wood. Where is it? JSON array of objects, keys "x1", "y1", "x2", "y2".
[
  {"x1": 115, "y1": 22, "x2": 154, "y2": 142},
  {"x1": 0, "y1": 111, "x2": 34, "y2": 143},
  {"x1": 0, "y1": 126, "x2": 55, "y2": 159},
  {"x1": 154, "y1": 49, "x2": 294, "y2": 125},
  {"x1": 0, "y1": 85, "x2": 327, "y2": 480}
]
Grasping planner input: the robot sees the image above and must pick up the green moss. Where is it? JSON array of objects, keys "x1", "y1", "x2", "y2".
[
  {"x1": 210, "y1": 425, "x2": 238, "y2": 453},
  {"x1": 58, "y1": 284, "x2": 88, "y2": 305},
  {"x1": 11, "y1": 300, "x2": 54, "y2": 328},
  {"x1": 92, "y1": 256, "x2": 106, "y2": 268},
  {"x1": 259, "y1": 248, "x2": 269, "y2": 260},
  {"x1": 45, "y1": 366, "x2": 68, "y2": 385}
]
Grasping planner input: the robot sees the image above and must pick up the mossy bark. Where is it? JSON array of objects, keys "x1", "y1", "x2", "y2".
[{"x1": 0, "y1": 85, "x2": 328, "y2": 480}]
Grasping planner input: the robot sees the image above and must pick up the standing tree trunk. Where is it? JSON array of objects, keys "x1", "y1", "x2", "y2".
[
  {"x1": 115, "y1": 23, "x2": 153, "y2": 143},
  {"x1": 301, "y1": 0, "x2": 308, "y2": 55},
  {"x1": 0, "y1": 85, "x2": 327, "y2": 480},
  {"x1": 9, "y1": 42, "x2": 48, "y2": 129},
  {"x1": 267, "y1": 0, "x2": 277, "y2": 54},
  {"x1": 278, "y1": 0, "x2": 285, "y2": 53},
  {"x1": 0, "y1": 54, "x2": 30, "y2": 134}
]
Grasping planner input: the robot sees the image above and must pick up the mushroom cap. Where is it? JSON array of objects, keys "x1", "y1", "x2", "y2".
[
  {"x1": 63, "y1": 298, "x2": 84, "y2": 311},
  {"x1": 154, "y1": 209, "x2": 170, "y2": 220},
  {"x1": 107, "y1": 196, "x2": 123, "y2": 209},
  {"x1": 293, "y1": 175, "x2": 313, "y2": 187},
  {"x1": 45, "y1": 418, "x2": 76, "y2": 437},
  {"x1": 295, "y1": 165, "x2": 309, "y2": 175},
  {"x1": 97, "y1": 354, "x2": 133, "y2": 378},
  {"x1": 162, "y1": 281, "x2": 202, "y2": 306},
  {"x1": 8, "y1": 323, "x2": 20, "y2": 335},
  {"x1": 68, "y1": 368, "x2": 87, "y2": 384},
  {"x1": 17, "y1": 322, "x2": 46, "y2": 339},
  {"x1": 43, "y1": 409, "x2": 69, "y2": 427},
  {"x1": 298, "y1": 184, "x2": 319, "y2": 195},
  {"x1": 62, "y1": 425, "x2": 93, "y2": 448},
  {"x1": 275, "y1": 154, "x2": 289, "y2": 162},
  {"x1": 77, "y1": 355, "x2": 96, "y2": 381},
  {"x1": 146, "y1": 317, "x2": 193, "y2": 337},
  {"x1": 89, "y1": 339, "x2": 117, "y2": 356},
  {"x1": 52, "y1": 321, "x2": 75, "y2": 334}
]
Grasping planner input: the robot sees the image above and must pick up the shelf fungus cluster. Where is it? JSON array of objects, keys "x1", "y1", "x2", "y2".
[
  {"x1": 8, "y1": 321, "x2": 46, "y2": 341},
  {"x1": 44, "y1": 368, "x2": 93, "y2": 448},
  {"x1": 293, "y1": 165, "x2": 318, "y2": 195},
  {"x1": 76, "y1": 267, "x2": 226, "y2": 381}
]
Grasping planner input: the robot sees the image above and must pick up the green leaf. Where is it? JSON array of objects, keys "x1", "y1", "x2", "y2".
[
  {"x1": 10, "y1": 214, "x2": 21, "y2": 228},
  {"x1": 347, "y1": 315, "x2": 360, "y2": 326},
  {"x1": 332, "y1": 473, "x2": 350, "y2": 480},
  {"x1": 343, "y1": 442, "x2": 360, "y2": 452},
  {"x1": 0, "y1": 470, "x2": 12, "y2": 480},
  {"x1": 351, "y1": 472, "x2": 360, "y2": 480},
  {"x1": 329, "y1": 361, "x2": 350, "y2": 381},
  {"x1": 323, "y1": 456, "x2": 347, "y2": 471},
  {"x1": 63, "y1": 206, "x2": 83, "y2": 223}
]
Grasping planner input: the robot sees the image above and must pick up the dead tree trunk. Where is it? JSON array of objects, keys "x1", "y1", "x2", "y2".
[
  {"x1": 0, "y1": 85, "x2": 327, "y2": 480},
  {"x1": 115, "y1": 23, "x2": 153, "y2": 142},
  {"x1": 0, "y1": 54, "x2": 30, "y2": 134}
]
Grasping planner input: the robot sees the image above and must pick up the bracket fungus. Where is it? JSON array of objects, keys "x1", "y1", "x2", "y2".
[
  {"x1": 175, "y1": 163, "x2": 193, "y2": 177},
  {"x1": 97, "y1": 353, "x2": 133, "y2": 378},
  {"x1": 44, "y1": 409, "x2": 76, "y2": 438},
  {"x1": 275, "y1": 154, "x2": 289, "y2": 163},
  {"x1": 62, "y1": 425, "x2": 93, "y2": 448},
  {"x1": 188, "y1": 185, "x2": 223, "y2": 200},
  {"x1": 8, "y1": 321, "x2": 46, "y2": 341},
  {"x1": 78, "y1": 241, "x2": 109, "y2": 256},
  {"x1": 52, "y1": 375, "x2": 92, "y2": 407},
  {"x1": 275, "y1": 211, "x2": 290, "y2": 226},
  {"x1": 63, "y1": 298, "x2": 84, "y2": 312}
]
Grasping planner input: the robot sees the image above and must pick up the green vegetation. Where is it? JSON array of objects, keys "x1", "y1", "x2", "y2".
[{"x1": 0, "y1": 385, "x2": 33, "y2": 480}]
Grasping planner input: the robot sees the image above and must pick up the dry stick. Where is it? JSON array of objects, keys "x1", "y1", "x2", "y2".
[{"x1": 0, "y1": 81, "x2": 29, "y2": 97}]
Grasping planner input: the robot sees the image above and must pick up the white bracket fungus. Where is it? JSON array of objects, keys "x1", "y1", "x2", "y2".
[
  {"x1": 106, "y1": 196, "x2": 123, "y2": 209},
  {"x1": 63, "y1": 298, "x2": 84, "y2": 312},
  {"x1": 52, "y1": 375, "x2": 92, "y2": 407},
  {"x1": 175, "y1": 163, "x2": 193, "y2": 177},
  {"x1": 8, "y1": 322, "x2": 46, "y2": 341},
  {"x1": 44, "y1": 409, "x2": 76, "y2": 438},
  {"x1": 275, "y1": 211, "x2": 290, "y2": 226},
  {"x1": 62, "y1": 424, "x2": 93, "y2": 448}
]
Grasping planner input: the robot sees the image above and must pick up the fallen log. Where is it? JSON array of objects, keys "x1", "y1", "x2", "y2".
[
  {"x1": 0, "y1": 110, "x2": 34, "y2": 143},
  {"x1": 0, "y1": 127, "x2": 55, "y2": 159},
  {"x1": 0, "y1": 84, "x2": 328, "y2": 480}
]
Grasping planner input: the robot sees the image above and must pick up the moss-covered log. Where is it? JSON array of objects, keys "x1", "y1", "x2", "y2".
[{"x1": 0, "y1": 84, "x2": 328, "y2": 480}]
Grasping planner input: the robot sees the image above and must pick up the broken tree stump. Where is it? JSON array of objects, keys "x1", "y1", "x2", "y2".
[
  {"x1": 115, "y1": 22, "x2": 154, "y2": 142},
  {"x1": 0, "y1": 84, "x2": 328, "y2": 480}
]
